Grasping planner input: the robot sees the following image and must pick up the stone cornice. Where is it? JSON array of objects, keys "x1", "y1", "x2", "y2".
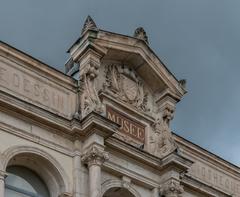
[
  {"x1": 174, "y1": 133, "x2": 240, "y2": 177},
  {"x1": 0, "y1": 92, "x2": 117, "y2": 141},
  {"x1": 0, "y1": 41, "x2": 77, "y2": 89},
  {"x1": 182, "y1": 174, "x2": 232, "y2": 197},
  {"x1": 105, "y1": 137, "x2": 193, "y2": 173}
]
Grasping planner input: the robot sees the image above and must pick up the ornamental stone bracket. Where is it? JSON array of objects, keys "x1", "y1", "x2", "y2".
[{"x1": 160, "y1": 179, "x2": 184, "y2": 197}]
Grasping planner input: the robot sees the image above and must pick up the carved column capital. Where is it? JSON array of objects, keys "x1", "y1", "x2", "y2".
[
  {"x1": 81, "y1": 146, "x2": 109, "y2": 167},
  {"x1": 160, "y1": 179, "x2": 184, "y2": 197}
]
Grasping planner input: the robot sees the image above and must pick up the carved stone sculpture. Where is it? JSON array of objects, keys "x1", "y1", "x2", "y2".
[
  {"x1": 79, "y1": 61, "x2": 103, "y2": 118},
  {"x1": 103, "y1": 64, "x2": 149, "y2": 113},
  {"x1": 134, "y1": 27, "x2": 149, "y2": 44},
  {"x1": 149, "y1": 105, "x2": 177, "y2": 158},
  {"x1": 160, "y1": 179, "x2": 184, "y2": 197}
]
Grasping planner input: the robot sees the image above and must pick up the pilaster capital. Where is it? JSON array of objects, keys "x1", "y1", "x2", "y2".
[
  {"x1": 81, "y1": 145, "x2": 109, "y2": 167},
  {"x1": 160, "y1": 179, "x2": 184, "y2": 197}
]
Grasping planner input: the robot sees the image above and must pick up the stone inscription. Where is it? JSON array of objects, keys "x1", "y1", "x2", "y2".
[
  {"x1": 189, "y1": 161, "x2": 240, "y2": 196},
  {"x1": 106, "y1": 106, "x2": 145, "y2": 143},
  {"x1": 0, "y1": 59, "x2": 73, "y2": 118}
]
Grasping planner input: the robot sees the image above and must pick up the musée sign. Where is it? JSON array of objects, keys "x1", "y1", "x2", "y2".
[{"x1": 106, "y1": 106, "x2": 145, "y2": 143}]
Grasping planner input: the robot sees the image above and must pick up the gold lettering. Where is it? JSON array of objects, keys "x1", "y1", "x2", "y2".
[
  {"x1": 106, "y1": 106, "x2": 145, "y2": 142},
  {"x1": 123, "y1": 120, "x2": 130, "y2": 133},
  {"x1": 138, "y1": 128, "x2": 144, "y2": 139},
  {"x1": 107, "y1": 112, "x2": 115, "y2": 122},
  {"x1": 130, "y1": 124, "x2": 137, "y2": 137}
]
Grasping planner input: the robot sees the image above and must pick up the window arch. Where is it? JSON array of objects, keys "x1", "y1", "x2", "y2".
[
  {"x1": 2, "y1": 146, "x2": 70, "y2": 197},
  {"x1": 5, "y1": 166, "x2": 50, "y2": 197}
]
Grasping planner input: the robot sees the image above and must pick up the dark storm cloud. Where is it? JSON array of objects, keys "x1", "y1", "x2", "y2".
[{"x1": 1, "y1": 0, "x2": 240, "y2": 164}]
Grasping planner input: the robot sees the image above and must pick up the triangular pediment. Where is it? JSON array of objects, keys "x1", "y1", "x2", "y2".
[
  {"x1": 68, "y1": 28, "x2": 185, "y2": 102},
  {"x1": 66, "y1": 17, "x2": 186, "y2": 157}
]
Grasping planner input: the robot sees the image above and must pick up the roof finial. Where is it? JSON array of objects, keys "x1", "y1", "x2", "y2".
[
  {"x1": 81, "y1": 15, "x2": 98, "y2": 35},
  {"x1": 134, "y1": 27, "x2": 149, "y2": 44}
]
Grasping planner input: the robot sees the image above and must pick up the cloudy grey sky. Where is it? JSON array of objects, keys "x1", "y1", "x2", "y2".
[{"x1": 1, "y1": 0, "x2": 240, "y2": 165}]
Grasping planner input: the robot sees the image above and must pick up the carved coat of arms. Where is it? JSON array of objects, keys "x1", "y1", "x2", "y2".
[{"x1": 103, "y1": 64, "x2": 149, "y2": 112}]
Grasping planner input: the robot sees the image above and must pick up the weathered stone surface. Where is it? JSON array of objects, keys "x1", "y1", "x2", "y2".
[{"x1": 0, "y1": 17, "x2": 238, "y2": 197}]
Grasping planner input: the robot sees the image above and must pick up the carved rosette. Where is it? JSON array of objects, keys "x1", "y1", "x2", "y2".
[
  {"x1": 160, "y1": 180, "x2": 184, "y2": 197},
  {"x1": 79, "y1": 61, "x2": 103, "y2": 118},
  {"x1": 81, "y1": 146, "x2": 109, "y2": 167},
  {"x1": 103, "y1": 64, "x2": 149, "y2": 113},
  {"x1": 149, "y1": 105, "x2": 177, "y2": 158}
]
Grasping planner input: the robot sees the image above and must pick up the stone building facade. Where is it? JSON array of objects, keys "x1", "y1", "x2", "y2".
[{"x1": 0, "y1": 16, "x2": 239, "y2": 197}]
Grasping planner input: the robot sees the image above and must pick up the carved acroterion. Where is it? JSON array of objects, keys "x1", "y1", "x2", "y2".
[
  {"x1": 81, "y1": 15, "x2": 98, "y2": 35},
  {"x1": 134, "y1": 27, "x2": 149, "y2": 44}
]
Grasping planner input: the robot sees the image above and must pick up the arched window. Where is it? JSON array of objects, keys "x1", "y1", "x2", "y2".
[{"x1": 5, "y1": 166, "x2": 50, "y2": 197}]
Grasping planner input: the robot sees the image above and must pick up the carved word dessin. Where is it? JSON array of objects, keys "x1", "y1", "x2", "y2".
[{"x1": 0, "y1": 60, "x2": 70, "y2": 117}]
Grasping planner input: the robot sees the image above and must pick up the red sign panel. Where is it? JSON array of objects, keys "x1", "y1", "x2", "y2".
[{"x1": 106, "y1": 106, "x2": 145, "y2": 143}]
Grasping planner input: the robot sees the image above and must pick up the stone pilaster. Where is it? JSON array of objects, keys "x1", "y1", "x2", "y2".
[
  {"x1": 73, "y1": 140, "x2": 82, "y2": 197},
  {"x1": 82, "y1": 145, "x2": 109, "y2": 197},
  {"x1": 0, "y1": 170, "x2": 7, "y2": 197},
  {"x1": 160, "y1": 179, "x2": 184, "y2": 197}
]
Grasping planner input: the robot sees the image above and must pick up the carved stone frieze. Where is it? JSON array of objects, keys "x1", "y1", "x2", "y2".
[
  {"x1": 160, "y1": 179, "x2": 184, "y2": 197},
  {"x1": 149, "y1": 105, "x2": 177, "y2": 158},
  {"x1": 79, "y1": 61, "x2": 103, "y2": 118},
  {"x1": 81, "y1": 145, "x2": 109, "y2": 167},
  {"x1": 103, "y1": 64, "x2": 150, "y2": 113}
]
